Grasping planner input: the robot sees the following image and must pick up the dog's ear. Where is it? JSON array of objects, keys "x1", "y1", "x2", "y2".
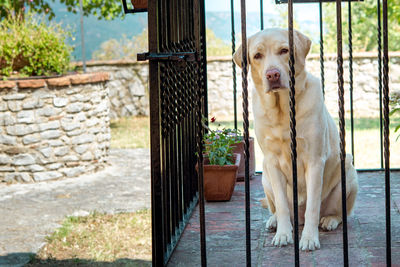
[
  {"x1": 233, "y1": 43, "x2": 243, "y2": 68},
  {"x1": 294, "y1": 30, "x2": 311, "y2": 67}
]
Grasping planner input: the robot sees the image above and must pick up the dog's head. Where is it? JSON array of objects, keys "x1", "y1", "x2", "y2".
[{"x1": 233, "y1": 28, "x2": 311, "y2": 93}]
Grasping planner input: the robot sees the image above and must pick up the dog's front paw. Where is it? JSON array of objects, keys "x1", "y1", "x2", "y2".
[
  {"x1": 299, "y1": 234, "x2": 320, "y2": 251},
  {"x1": 272, "y1": 231, "x2": 293, "y2": 247},
  {"x1": 320, "y1": 216, "x2": 341, "y2": 231},
  {"x1": 266, "y1": 214, "x2": 277, "y2": 232}
]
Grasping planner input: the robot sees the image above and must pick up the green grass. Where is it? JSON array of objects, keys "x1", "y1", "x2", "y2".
[
  {"x1": 110, "y1": 116, "x2": 149, "y2": 149},
  {"x1": 27, "y1": 210, "x2": 152, "y2": 266}
]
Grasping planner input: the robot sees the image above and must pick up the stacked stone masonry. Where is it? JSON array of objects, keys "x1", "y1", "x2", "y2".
[
  {"x1": 79, "y1": 53, "x2": 400, "y2": 120},
  {"x1": 0, "y1": 73, "x2": 110, "y2": 183}
]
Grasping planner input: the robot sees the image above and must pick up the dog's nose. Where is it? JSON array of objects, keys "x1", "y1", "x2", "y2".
[{"x1": 266, "y1": 69, "x2": 281, "y2": 82}]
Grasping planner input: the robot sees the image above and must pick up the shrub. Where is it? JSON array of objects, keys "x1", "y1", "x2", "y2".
[{"x1": 0, "y1": 12, "x2": 72, "y2": 77}]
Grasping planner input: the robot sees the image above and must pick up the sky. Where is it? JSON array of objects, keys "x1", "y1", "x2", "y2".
[{"x1": 205, "y1": 0, "x2": 320, "y2": 23}]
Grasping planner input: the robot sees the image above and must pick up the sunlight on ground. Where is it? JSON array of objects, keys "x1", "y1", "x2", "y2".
[{"x1": 28, "y1": 210, "x2": 151, "y2": 266}]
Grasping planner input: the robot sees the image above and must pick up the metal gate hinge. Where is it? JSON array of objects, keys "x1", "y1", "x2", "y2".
[{"x1": 137, "y1": 52, "x2": 196, "y2": 62}]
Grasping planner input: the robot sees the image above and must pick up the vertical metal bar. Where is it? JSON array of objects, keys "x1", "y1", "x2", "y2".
[
  {"x1": 288, "y1": 1, "x2": 299, "y2": 266},
  {"x1": 382, "y1": 0, "x2": 391, "y2": 265},
  {"x1": 319, "y1": 0, "x2": 324, "y2": 96},
  {"x1": 377, "y1": 0, "x2": 384, "y2": 169},
  {"x1": 231, "y1": 0, "x2": 238, "y2": 130},
  {"x1": 260, "y1": 0, "x2": 264, "y2": 30},
  {"x1": 148, "y1": 0, "x2": 164, "y2": 264},
  {"x1": 200, "y1": 0, "x2": 208, "y2": 122},
  {"x1": 240, "y1": 0, "x2": 251, "y2": 265},
  {"x1": 79, "y1": 0, "x2": 86, "y2": 72},
  {"x1": 336, "y1": 1, "x2": 349, "y2": 265},
  {"x1": 194, "y1": 0, "x2": 207, "y2": 265},
  {"x1": 348, "y1": 0, "x2": 355, "y2": 164}
]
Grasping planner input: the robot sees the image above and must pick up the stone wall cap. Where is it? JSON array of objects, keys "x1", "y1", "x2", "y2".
[
  {"x1": 0, "y1": 80, "x2": 16, "y2": 89},
  {"x1": 47, "y1": 76, "x2": 71, "y2": 87},
  {"x1": 17, "y1": 79, "x2": 45, "y2": 89}
]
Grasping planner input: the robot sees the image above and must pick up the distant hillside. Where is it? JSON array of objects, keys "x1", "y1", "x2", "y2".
[{"x1": 49, "y1": 2, "x2": 318, "y2": 60}]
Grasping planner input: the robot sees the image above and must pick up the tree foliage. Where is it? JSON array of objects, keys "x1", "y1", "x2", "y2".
[
  {"x1": 323, "y1": 0, "x2": 400, "y2": 52},
  {"x1": 92, "y1": 29, "x2": 148, "y2": 60},
  {"x1": 0, "y1": 0, "x2": 123, "y2": 21}
]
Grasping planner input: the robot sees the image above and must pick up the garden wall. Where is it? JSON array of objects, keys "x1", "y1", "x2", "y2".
[
  {"x1": 79, "y1": 52, "x2": 400, "y2": 120},
  {"x1": 0, "y1": 73, "x2": 110, "y2": 183}
]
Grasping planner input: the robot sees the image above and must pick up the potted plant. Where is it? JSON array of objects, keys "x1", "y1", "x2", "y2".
[
  {"x1": 223, "y1": 128, "x2": 256, "y2": 181},
  {"x1": 200, "y1": 124, "x2": 241, "y2": 201}
]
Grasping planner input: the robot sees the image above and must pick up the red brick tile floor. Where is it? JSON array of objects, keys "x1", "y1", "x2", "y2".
[{"x1": 168, "y1": 171, "x2": 400, "y2": 266}]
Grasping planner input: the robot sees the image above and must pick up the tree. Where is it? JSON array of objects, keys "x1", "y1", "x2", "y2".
[
  {"x1": 0, "y1": 0, "x2": 123, "y2": 21},
  {"x1": 92, "y1": 29, "x2": 148, "y2": 60},
  {"x1": 323, "y1": 0, "x2": 400, "y2": 52},
  {"x1": 206, "y1": 28, "x2": 231, "y2": 57}
]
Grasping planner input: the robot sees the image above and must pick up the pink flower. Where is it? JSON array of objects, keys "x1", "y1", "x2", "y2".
[{"x1": 211, "y1": 117, "x2": 216, "y2": 123}]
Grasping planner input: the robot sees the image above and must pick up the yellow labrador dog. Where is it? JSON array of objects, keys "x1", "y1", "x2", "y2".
[{"x1": 234, "y1": 28, "x2": 358, "y2": 251}]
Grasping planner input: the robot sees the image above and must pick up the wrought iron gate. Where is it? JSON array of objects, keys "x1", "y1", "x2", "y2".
[{"x1": 143, "y1": 0, "x2": 207, "y2": 265}]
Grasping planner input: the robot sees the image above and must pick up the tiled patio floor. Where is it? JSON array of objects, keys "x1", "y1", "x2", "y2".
[{"x1": 168, "y1": 171, "x2": 400, "y2": 266}]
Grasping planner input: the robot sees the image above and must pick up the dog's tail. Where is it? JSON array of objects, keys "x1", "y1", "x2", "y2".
[{"x1": 260, "y1": 197, "x2": 269, "y2": 209}]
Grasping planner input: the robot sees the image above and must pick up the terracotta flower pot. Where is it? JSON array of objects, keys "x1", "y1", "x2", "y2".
[
  {"x1": 232, "y1": 137, "x2": 255, "y2": 181},
  {"x1": 201, "y1": 153, "x2": 240, "y2": 201},
  {"x1": 131, "y1": 0, "x2": 147, "y2": 9}
]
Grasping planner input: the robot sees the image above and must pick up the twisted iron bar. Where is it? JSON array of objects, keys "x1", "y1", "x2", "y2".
[
  {"x1": 231, "y1": 0, "x2": 238, "y2": 130},
  {"x1": 378, "y1": 0, "x2": 384, "y2": 169},
  {"x1": 382, "y1": 0, "x2": 391, "y2": 264},
  {"x1": 288, "y1": 1, "x2": 299, "y2": 266},
  {"x1": 348, "y1": 0, "x2": 355, "y2": 164},
  {"x1": 336, "y1": 0, "x2": 349, "y2": 265},
  {"x1": 319, "y1": 0, "x2": 325, "y2": 96},
  {"x1": 240, "y1": 0, "x2": 251, "y2": 265}
]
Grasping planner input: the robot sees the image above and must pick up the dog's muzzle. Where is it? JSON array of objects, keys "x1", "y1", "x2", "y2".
[{"x1": 265, "y1": 68, "x2": 284, "y2": 92}]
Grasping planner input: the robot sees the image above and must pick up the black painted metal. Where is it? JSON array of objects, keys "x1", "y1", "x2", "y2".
[
  {"x1": 288, "y1": 1, "x2": 300, "y2": 266},
  {"x1": 336, "y1": 0, "x2": 349, "y2": 265},
  {"x1": 121, "y1": 0, "x2": 147, "y2": 13},
  {"x1": 143, "y1": 0, "x2": 207, "y2": 265},
  {"x1": 348, "y1": 1, "x2": 355, "y2": 163},
  {"x1": 260, "y1": 0, "x2": 264, "y2": 30},
  {"x1": 319, "y1": 0, "x2": 325, "y2": 96},
  {"x1": 240, "y1": 0, "x2": 251, "y2": 266},
  {"x1": 377, "y1": 0, "x2": 384, "y2": 169},
  {"x1": 277, "y1": 0, "x2": 361, "y2": 3},
  {"x1": 231, "y1": 0, "x2": 238, "y2": 130},
  {"x1": 382, "y1": 0, "x2": 391, "y2": 265}
]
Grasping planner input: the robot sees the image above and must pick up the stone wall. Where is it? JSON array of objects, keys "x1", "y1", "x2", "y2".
[
  {"x1": 81, "y1": 61, "x2": 149, "y2": 119},
  {"x1": 0, "y1": 73, "x2": 110, "y2": 183},
  {"x1": 77, "y1": 52, "x2": 400, "y2": 121}
]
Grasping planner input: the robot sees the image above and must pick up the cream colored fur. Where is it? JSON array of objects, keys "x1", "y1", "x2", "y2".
[{"x1": 234, "y1": 28, "x2": 358, "y2": 251}]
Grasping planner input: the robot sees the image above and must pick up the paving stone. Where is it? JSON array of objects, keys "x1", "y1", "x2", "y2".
[
  {"x1": 12, "y1": 154, "x2": 35, "y2": 165},
  {"x1": 33, "y1": 171, "x2": 62, "y2": 181}
]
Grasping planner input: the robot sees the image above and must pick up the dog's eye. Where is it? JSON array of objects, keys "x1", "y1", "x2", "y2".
[
  {"x1": 280, "y1": 48, "x2": 289, "y2": 55},
  {"x1": 254, "y1": 53, "x2": 263, "y2": 60}
]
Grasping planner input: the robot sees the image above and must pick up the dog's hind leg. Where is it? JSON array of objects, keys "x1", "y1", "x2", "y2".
[{"x1": 320, "y1": 154, "x2": 358, "y2": 231}]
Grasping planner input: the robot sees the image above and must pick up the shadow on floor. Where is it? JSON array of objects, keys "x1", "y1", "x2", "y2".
[{"x1": 0, "y1": 253, "x2": 151, "y2": 267}]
